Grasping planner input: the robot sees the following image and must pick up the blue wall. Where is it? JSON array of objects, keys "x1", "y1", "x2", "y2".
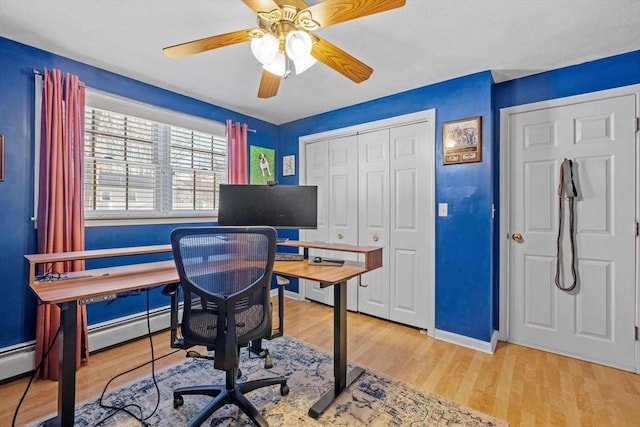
[
  {"x1": 279, "y1": 72, "x2": 496, "y2": 341},
  {"x1": 494, "y1": 50, "x2": 640, "y2": 109},
  {"x1": 1, "y1": 33, "x2": 639, "y2": 350},
  {"x1": 0, "y1": 37, "x2": 278, "y2": 347}
]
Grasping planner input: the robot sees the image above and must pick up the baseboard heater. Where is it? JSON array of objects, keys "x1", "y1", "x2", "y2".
[
  {"x1": 0, "y1": 304, "x2": 180, "y2": 382},
  {"x1": 0, "y1": 288, "x2": 287, "y2": 382}
]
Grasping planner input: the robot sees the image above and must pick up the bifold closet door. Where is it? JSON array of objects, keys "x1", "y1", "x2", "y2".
[
  {"x1": 302, "y1": 119, "x2": 433, "y2": 328},
  {"x1": 303, "y1": 135, "x2": 359, "y2": 311},
  {"x1": 357, "y1": 122, "x2": 432, "y2": 328},
  {"x1": 357, "y1": 129, "x2": 390, "y2": 319},
  {"x1": 328, "y1": 135, "x2": 359, "y2": 311},
  {"x1": 388, "y1": 122, "x2": 431, "y2": 329},
  {"x1": 303, "y1": 140, "x2": 330, "y2": 305}
]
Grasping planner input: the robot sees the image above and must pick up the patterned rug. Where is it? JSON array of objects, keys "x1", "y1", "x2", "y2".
[{"x1": 34, "y1": 336, "x2": 506, "y2": 426}]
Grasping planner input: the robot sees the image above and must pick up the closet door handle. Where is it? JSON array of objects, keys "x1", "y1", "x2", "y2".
[
  {"x1": 372, "y1": 233, "x2": 379, "y2": 242},
  {"x1": 337, "y1": 233, "x2": 344, "y2": 240}
]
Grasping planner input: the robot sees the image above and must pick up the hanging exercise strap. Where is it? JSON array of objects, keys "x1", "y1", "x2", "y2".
[{"x1": 555, "y1": 158, "x2": 578, "y2": 291}]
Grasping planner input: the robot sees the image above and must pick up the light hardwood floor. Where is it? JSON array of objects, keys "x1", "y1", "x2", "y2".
[{"x1": 2, "y1": 297, "x2": 639, "y2": 426}]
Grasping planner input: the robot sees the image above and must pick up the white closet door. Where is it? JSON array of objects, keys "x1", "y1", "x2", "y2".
[
  {"x1": 303, "y1": 136, "x2": 359, "y2": 309},
  {"x1": 301, "y1": 112, "x2": 435, "y2": 327},
  {"x1": 357, "y1": 129, "x2": 390, "y2": 318},
  {"x1": 328, "y1": 135, "x2": 359, "y2": 311},
  {"x1": 389, "y1": 122, "x2": 431, "y2": 329},
  {"x1": 303, "y1": 140, "x2": 331, "y2": 304}
]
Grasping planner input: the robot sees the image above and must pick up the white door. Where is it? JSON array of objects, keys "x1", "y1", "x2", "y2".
[
  {"x1": 303, "y1": 136, "x2": 359, "y2": 310},
  {"x1": 389, "y1": 122, "x2": 432, "y2": 329},
  {"x1": 303, "y1": 140, "x2": 330, "y2": 304},
  {"x1": 358, "y1": 129, "x2": 390, "y2": 318},
  {"x1": 508, "y1": 93, "x2": 637, "y2": 370},
  {"x1": 328, "y1": 135, "x2": 359, "y2": 311}
]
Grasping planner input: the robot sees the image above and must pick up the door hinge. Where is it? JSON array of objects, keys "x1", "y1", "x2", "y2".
[
  {"x1": 637, "y1": 221, "x2": 640, "y2": 237},
  {"x1": 636, "y1": 117, "x2": 640, "y2": 132},
  {"x1": 635, "y1": 326, "x2": 639, "y2": 341}
]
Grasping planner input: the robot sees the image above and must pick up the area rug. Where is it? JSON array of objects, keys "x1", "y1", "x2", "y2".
[{"x1": 34, "y1": 335, "x2": 506, "y2": 426}]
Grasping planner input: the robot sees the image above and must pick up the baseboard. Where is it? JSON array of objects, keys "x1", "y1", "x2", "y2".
[
  {"x1": 270, "y1": 287, "x2": 304, "y2": 301},
  {"x1": 434, "y1": 328, "x2": 499, "y2": 354},
  {"x1": 0, "y1": 304, "x2": 175, "y2": 382}
]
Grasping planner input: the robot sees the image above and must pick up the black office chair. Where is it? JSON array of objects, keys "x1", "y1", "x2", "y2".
[{"x1": 169, "y1": 226, "x2": 289, "y2": 427}]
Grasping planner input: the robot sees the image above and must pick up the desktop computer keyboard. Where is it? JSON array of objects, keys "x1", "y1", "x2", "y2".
[{"x1": 274, "y1": 252, "x2": 304, "y2": 261}]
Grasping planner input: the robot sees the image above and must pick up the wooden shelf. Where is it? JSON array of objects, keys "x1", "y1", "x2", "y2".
[
  {"x1": 24, "y1": 244, "x2": 172, "y2": 264},
  {"x1": 25, "y1": 244, "x2": 172, "y2": 285},
  {"x1": 25, "y1": 241, "x2": 383, "y2": 288},
  {"x1": 277, "y1": 240, "x2": 383, "y2": 272}
]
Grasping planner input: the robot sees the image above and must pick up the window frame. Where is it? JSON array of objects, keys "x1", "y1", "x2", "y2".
[{"x1": 83, "y1": 89, "x2": 227, "y2": 225}]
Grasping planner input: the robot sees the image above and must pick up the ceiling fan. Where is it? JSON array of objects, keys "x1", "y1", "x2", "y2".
[{"x1": 163, "y1": 0, "x2": 406, "y2": 98}]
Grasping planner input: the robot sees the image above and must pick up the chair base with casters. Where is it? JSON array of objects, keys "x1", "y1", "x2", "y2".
[
  {"x1": 163, "y1": 284, "x2": 289, "y2": 426},
  {"x1": 173, "y1": 365, "x2": 289, "y2": 427}
]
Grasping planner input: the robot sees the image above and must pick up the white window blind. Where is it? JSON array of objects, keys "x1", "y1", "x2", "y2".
[
  {"x1": 84, "y1": 90, "x2": 227, "y2": 220},
  {"x1": 169, "y1": 125, "x2": 227, "y2": 211}
]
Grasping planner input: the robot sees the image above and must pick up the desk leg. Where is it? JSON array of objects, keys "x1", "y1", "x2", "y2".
[
  {"x1": 308, "y1": 280, "x2": 365, "y2": 419},
  {"x1": 57, "y1": 301, "x2": 78, "y2": 426}
]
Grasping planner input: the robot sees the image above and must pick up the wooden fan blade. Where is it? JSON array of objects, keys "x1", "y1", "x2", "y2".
[
  {"x1": 304, "y1": 0, "x2": 405, "y2": 28},
  {"x1": 163, "y1": 29, "x2": 252, "y2": 59},
  {"x1": 258, "y1": 69, "x2": 281, "y2": 98},
  {"x1": 241, "y1": 0, "x2": 280, "y2": 14},
  {"x1": 312, "y1": 37, "x2": 373, "y2": 83}
]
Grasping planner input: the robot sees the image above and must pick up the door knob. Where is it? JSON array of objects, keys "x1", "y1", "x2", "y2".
[
  {"x1": 372, "y1": 233, "x2": 379, "y2": 242},
  {"x1": 337, "y1": 233, "x2": 344, "y2": 240},
  {"x1": 511, "y1": 232, "x2": 523, "y2": 243}
]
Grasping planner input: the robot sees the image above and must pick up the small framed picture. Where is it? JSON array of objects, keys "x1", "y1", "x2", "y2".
[
  {"x1": 283, "y1": 154, "x2": 295, "y2": 176},
  {"x1": 442, "y1": 116, "x2": 482, "y2": 165},
  {"x1": 249, "y1": 146, "x2": 275, "y2": 184}
]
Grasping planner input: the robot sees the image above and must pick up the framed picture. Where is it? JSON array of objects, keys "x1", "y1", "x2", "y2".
[
  {"x1": 442, "y1": 116, "x2": 482, "y2": 165},
  {"x1": 282, "y1": 155, "x2": 295, "y2": 176},
  {"x1": 0, "y1": 134, "x2": 4, "y2": 182},
  {"x1": 249, "y1": 145, "x2": 275, "y2": 184}
]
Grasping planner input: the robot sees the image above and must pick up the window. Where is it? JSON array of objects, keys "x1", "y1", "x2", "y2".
[{"x1": 83, "y1": 90, "x2": 227, "y2": 220}]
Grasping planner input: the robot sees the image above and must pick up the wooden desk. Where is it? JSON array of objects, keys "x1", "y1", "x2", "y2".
[{"x1": 25, "y1": 241, "x2": 382, "y2": 425}]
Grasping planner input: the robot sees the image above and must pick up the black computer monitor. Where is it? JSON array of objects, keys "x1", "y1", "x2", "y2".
[{"x1": 217, "y1": 184, "x2": 318, "y2": 229}]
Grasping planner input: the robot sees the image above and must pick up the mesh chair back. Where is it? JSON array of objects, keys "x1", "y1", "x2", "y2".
[{"x1": 171, "y1": 226, "x2": 276, "y2": 370}]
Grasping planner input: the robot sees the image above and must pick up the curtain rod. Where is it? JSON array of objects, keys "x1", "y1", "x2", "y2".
[
  {"x1": 33, "y1": 69, "x2": 85, "y2": 87},
  {"x1": 33, "y1": 69, "x2": 257, "y2": 133}
]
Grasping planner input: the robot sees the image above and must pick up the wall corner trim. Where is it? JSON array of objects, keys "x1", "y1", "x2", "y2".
[{"x1": 434, "y1": 328, "x2": 499, "y2": 354}]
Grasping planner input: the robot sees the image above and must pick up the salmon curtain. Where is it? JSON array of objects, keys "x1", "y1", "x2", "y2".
[
  {"x1": 35, "y1": 69, "x2": 89, "y2": 380},
  {"x1": 226, "y1": 120, "x2": 248, "y2": 184}
]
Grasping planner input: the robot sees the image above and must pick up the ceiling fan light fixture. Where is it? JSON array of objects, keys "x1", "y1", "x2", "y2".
[
  {"x1": 263, "y1": 51, "x2": 287, "y2": 77},
  {"x1": 285, "y1": 31, "x2": 311, "y2": 57},
  {"x1": 285, "y1": 30, "x2": 315, "y2": 74},
  {"x1": 292, "y1": 54, "x2": 317, "y2": 75},
  {"x1": 250, "y1": 33, "x2": 279, "y2": 65},
  {"x1": 165, "y1": 0, "x2": 406, "y2": 98}
]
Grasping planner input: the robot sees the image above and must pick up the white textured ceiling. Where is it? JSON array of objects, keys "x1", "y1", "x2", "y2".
[{"x1": 1, "y1": 0, "x2": 639, "y2": 124}]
